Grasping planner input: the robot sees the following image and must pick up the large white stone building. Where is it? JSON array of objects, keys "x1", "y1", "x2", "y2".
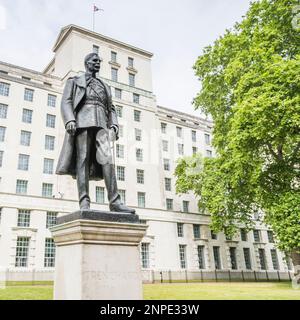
[{"x1": 0, "y1": 25, "x2": 293, "y2": 281}]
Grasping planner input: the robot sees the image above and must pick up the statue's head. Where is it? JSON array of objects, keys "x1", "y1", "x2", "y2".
[{"x1": 84, "y1": 53, "x2": 101, "y2": 73}]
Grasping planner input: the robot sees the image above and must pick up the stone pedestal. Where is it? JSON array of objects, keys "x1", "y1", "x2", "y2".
[{"x1": 50, "y1": 210, "x2": 147, "y2": 300}]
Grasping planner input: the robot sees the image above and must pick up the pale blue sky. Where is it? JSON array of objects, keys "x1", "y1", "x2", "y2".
[{"x1": 0, "y1": 0, "x2": 252, "y2": 116}]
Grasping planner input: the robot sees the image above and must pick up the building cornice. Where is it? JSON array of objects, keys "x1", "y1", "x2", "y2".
[
  {"x1": 53, "y1": 24, "x2": 154, "y2": 58},
  {"x1": 0, "y1": 60, "x2": 60, "y2": 81}
]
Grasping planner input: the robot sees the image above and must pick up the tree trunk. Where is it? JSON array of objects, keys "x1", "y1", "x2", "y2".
[{"x1": 291, "y1": 249, "x2": 300, "y2": 286}]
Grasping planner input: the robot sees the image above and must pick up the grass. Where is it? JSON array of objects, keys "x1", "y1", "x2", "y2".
[{"x1": 0, "y1": 282, "x2": 299, "y2": 300}]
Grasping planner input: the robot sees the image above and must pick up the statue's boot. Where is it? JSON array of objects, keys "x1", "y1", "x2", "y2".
[{"x1": 102, "y1": 164, "x2": 136, "y2": 214}]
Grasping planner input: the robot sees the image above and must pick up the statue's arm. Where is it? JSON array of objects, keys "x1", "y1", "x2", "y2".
[{"x1": 61, "y1": 78, "x2": 76, "y2": 128}]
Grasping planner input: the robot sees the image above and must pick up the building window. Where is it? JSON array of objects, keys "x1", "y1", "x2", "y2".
[
  {"x1": 191, "y1": 130, "x2": 196, "y2": 142},
  {"x1": 197, "y1": 246, "x2": 205, "y2": 269},
  {"x1": 0, "y1": 82, "x2": 10, "y2": 96},
  {"x1": 179, "y1": 245, "x2": 187, "y2": 269},
  {"x1": 133, "y1": 93, "x2": 140, "y2": 104},
  {"x1": 117, "y1": 166, "x2": 125, "y2": 181},
  {"x1": 0, "y1": 126, "x2": 6, "y2": 142},
  {"x1": 129, "y1": 74, "x2": 135, "y2": 87},
  {"x1": 206, "y1": 150, "x2": 212, "y2": 158},
  {"x1": 42, "y1": 183, "x2": 53, "y2": 198},
  {"x1": 116, "y1": 144, "x2": 124, "y2": 158},
  {"x1": 163, "y1": 158, "x2": 170, "y2": 171},
  {"x1": 15, "y1": 237, "x2": 30, "y2": 267},
  {"x1": 44, "y1": 238, "x2": 55, "y2": 268},
  {"x1": 96, "y1": 186, "x2": 105, "y2": 204},
  {"x1": 128, "y1": 57, "x2": 134, "y2": 68},
  {"x1": 161, "y1": 123, "x2": 167, "y2": 133},
  {"x1": 18, "y1": 154, "x2": 29, "y2": 171},
  {"x1": 229, "y1": 247, "x2": 238, "y2": 270},
  {"x1": 134, "y1": 110, "x2": 141, "y2": 122},
  {"x1": 165, "y1": 178, "x2": 171, "y2": 191},
  {"x1": 240, "y1": 229, "x2": 248, "y2": 241},
  {"x1": 213, "y1": 246, "x2": 222, "y2": 269},
  {"x1": 24, "y1": 88, "x2": 34, "y2": 102},
  {"x1": 43, "y1": 158, "x2": 54, "y2": 174},
  {"x1": 270, "y1": 249, "x2": 279, "y2": 270},
  {"x1": 211, "y1": 231, "x2": 217, "y2": 240},
  {"x1": 137, "y1": 169, "x2": 144, "y2": 184},
  {"x1": 0, "y1": 103, "x2": 8, "y2": 118},
  {"x1": 45, "y1": 135, "x2": 55, "y2": 150},
  {"x1": 192, "y1": 147, "x2": 197, "y2": 155},
  {"x1": 116, "y1": 105, "x2": 123, "y2": 117},
  {"x1": 17, "y1": 209, "x2": 30, "y2": 227},
  {"x1": 267, "y1": 230, "x2": 274, "y2": 243},
  {"x1": 253, "y1": 230, "x2": 261, "y2": 242},
  {"x1": 141, "y1": 243, "x2": 150, "y2": 268},
  {"x1": 182, "y1": 201, "x2": 189, "y2": 213},
  {"x1": 162, "y1": 140, "x2": 168, "y2": 152},
  {"x1": 46, "y1": 114, "x2": 56, "y2": 128},
  {"x1": 177, "y1": 223, "x2": 184, "y2": 237},
  {"x1": 193, "y1": 225, "x2": 201, "y2": 239},
  {"x1": 166, "y1": 198, "x2": 173, "y2": 210},
  {"x1": 22, "y1": 109, "x2": 33, "y2": 123},
  {"x1": 111, "y1": 51, "x2": 117, "y2": 63},
  {"x1": 119, "y1": 189, "x2": 126, "y2": 203},
  {"x1": 258, "y1": 248, "x2": 267, "y2": 270},
  {"x1": 115, "y1": 88, "x2": 122, "y2": 99},
  {"x1": 111, "y1": 68, "x2": 118, "y2": 82},
  {"x1": 20, "y1": 130, "x2": 31, "y2": 146},
  {"x1": 135, "y1": 128, "x2": 142, "y2": 141},
  {"x1": 93, "y1": 45, "x2": 99, "y2": 54},
  {"x1": 0, "y1": 150, "x2": 3, "y2": 167},
  {"x1": 46, "y1": 212, "x2": 57, "y2": 228},
  {"x1": 243, "y1": 248, "x2": 252, "y2": 270},
  {"x1": 136, "y1": 148, "x2": 143, "y2": 162},
  {"x1": 16, "y1": 179, "x2": 28, "y2": 194},
  {"x1": 138, "y1": 192, "x2": 146, "y2": 208},
  {"x1": 176, "y1": 127, "x2": 182, "y2": 138},
  {"x1": 205, "y1": 133, "x2": 211, "y2": 145},
  {"x1": 178, "y1": 144, "x2": 184, "y2": 155},
  {"x1": 47, "y1": 94, "x2": 56, "y2": 107}
]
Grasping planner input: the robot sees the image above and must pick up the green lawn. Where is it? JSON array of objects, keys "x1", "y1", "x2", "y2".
[{"x1": 0, "y1": 282, "x2": 299, "y2": 300}]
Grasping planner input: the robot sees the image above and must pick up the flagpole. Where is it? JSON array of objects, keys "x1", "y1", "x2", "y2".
[{"x1": 93, "y1": 3, "x2": 95, "y2": 31}]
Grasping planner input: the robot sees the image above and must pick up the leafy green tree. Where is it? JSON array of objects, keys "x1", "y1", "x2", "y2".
[{"x1": 175, "y1": 0, "x2": 300, "y2": 266}]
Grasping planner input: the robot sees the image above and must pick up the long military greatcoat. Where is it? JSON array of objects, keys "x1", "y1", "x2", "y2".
[{"x1": 55, "y1": 73, "x2": 119, "y2": 180}]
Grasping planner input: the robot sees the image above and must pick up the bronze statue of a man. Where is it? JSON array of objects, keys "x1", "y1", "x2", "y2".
[{"x1": 56, "y1": 53, "x2": 135, "y2": 214}]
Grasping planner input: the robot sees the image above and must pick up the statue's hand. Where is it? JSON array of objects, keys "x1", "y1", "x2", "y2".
[{"x1": 66, "y1": 121, "x2": 76, "y2": 136}]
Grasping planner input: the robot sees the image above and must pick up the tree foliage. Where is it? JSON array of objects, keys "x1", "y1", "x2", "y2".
[{"x1": 175, "y1": 0, "x2": 300, "y2": 253}]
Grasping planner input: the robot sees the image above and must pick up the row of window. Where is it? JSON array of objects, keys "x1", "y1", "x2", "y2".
[
  {"x1": 114, "y1": 87, "x2": 140, "y2": 104},
  {"x1": 15, "y1": 210, "x2": 57, "y2": 228},
  {"x1": 161, "y1": 122, "x2": 211, "y2": 145},
  {"x1": 178, "y1": 244, "x2": 287, "y2": 271},
  {"x1": 0, "y1": 104, "x2": 56, "y2": 128},
  {"x1": 0, "y1": 82, "x2": 57, "y2": 106},
  {"x1": 162, "y1": 139, "x2": 212, "y2": 157},
  {"x1": 15, "y1": 180, "x2": 54, "y2": 197},
  {"x1": 0, "y1": 131, "x2": 55, "y2": 150},
  {"x1": 15, "y1": 236, "x2": 55, "y2": 268},
  {"x1": 92, "y1": 46, "x2": 137, "y2": 86},
  {"x1": 177, "y1": 223, "x2": 276, "y2": 244},
  {"x1": 95, "y1": 186, "x2": 146, "y2": 208}
]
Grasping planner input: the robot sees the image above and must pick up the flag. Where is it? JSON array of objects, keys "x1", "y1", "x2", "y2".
[{"x1": 94, "y1": 5, "x2": 100, "y2": 12}]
